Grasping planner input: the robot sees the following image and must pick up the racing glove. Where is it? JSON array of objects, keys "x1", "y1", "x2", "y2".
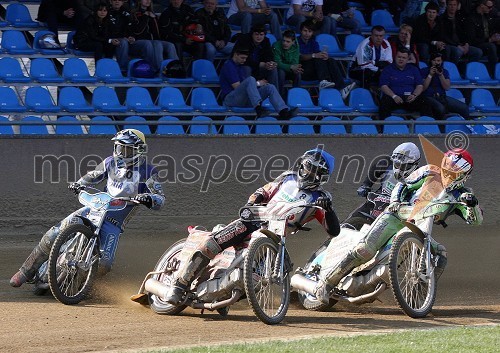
[
  {"x1": 315, "y1": 196, "x2": 333, "y2": 212},
  {"x1": 68, "y1": 182, "x2": 84, "y2": 194},
  {"x1": 357, "y1": 185, "x2": 370, "y2": 197},
  {"x1": 387, "y1": 202, "x2": 401, "y2": 213},
  {"x1": 133, "y1": 194, "x2": 153, "y2": 208},
  {"x1": 459, "y1": 193, "x2": 478, "y2": 207},
  {"x1": 246, "y1": 193, "x2": 264, "y2": 206}
]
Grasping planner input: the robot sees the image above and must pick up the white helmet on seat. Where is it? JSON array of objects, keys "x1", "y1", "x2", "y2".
[{"x1": 391, "y1": 142, "x2": 420, "y2": 181}]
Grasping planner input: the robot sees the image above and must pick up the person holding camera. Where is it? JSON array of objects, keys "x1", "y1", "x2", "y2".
[
  {"x1": 378, "y1": 47, "x2": 432, "y2": 120},
  {"x1": 421, "y1": 52, "x2": 470, "y2": 120}
]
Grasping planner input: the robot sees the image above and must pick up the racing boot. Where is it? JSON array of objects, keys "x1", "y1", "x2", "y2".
[
  {"x1": 433, "y1": 244, "x2": 448, "y2": 281},
  {"x1": 314, "y1": 253, "x2": 358, "y2": 304},
  {"x1": 10, "y1": 244, "x2": 48, "y2": 287}
]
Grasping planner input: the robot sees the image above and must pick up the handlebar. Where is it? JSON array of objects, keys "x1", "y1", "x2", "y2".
[{"x1": 77, "y1": 185, "x2": 140, "y2": 204}]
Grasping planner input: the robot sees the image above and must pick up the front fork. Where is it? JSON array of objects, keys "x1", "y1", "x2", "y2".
[
  {"x1": 272, "y1": 236, "x2": 286, "y2": 284},
  {"x1": 418, "y1": 236, "x2": 434, "y2": 280}
]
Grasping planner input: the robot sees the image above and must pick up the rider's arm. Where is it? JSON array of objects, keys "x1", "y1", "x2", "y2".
[
  {"x1": 247, "y1": 172, "x2": 289, "y2": 205},
  {"x1": 455, "y1": 203, "x2": 483, "y2": 225},
  {"x1": 390, "y1": 165, "x2": 437, "y2": 202},
  {"x1": 363, "y1": 155, "x2": 392, "y2": 188},
  {"x1": 315, "y1": 192, "x2": 341, "y2": 237},
  {"x1": 140, "y1": 166, "x2": 165, "y2": 210},
  {"x1": 77, "y1": 158, "x2": 108, "y2": 186}
]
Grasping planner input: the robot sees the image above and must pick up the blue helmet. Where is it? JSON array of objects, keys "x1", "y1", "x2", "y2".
[
  {"x1": 131, "y1": 60, "x2": 156, "y2": 78},
  {"x1": 297, "y1": 148, "x2": 335, "y2": 190}
]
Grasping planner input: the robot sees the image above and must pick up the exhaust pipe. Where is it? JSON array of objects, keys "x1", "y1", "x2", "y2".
[
  {"x1": 347, "y1": 282, "x2": 387, "y2": 304},
  {"x1": 291, "y1": 273, "x2": 318, "y2": 295},
  {"x1": 144, "y1": 278, "x2": 170, "y2": 299},
  {"x1": 192, "y1": 290, "x2": 243, "y2": 310}
]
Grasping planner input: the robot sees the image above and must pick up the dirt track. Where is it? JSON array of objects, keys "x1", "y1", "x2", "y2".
[{"x1": 1, "y1": 225, "x2": 499, "y2": 353}]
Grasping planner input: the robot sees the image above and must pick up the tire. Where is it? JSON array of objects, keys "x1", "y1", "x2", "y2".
[
  {"x1": 48, "y1": 224, "x2": 99, "y2": 305},
  {"x1": 389, "y1": 232, "x2": 437, "y2": 318},
  {"x1": 243, "y1": 237, "x2": 290, "y2": 325},
  {"x1": 148, "y1": 239, "x2": 187, "y2": 315}
]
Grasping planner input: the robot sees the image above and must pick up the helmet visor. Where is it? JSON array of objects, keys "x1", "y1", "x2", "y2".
[{"x1": 114, "y1": 143, "x2": 137, "y2": 158}]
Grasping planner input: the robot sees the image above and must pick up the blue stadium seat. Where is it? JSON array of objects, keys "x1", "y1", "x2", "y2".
[
  {"x1": 192, "y1": 59, "x2": 220, "y2": 84},
  {"x1": 20, "y1": 116, "x2": 49, "y2": 135},
  {"x1": 123, "y1": 116, "x2": 152, "y2": 135},
  {"x1": 30, "y1": 58, "x2": 64, "y2": 83},
  {"x1": 5, "y1": 3, "x2": 40, "y2": 27},
  {"x1": 0, "y1": 87, "x2": 26, "y2": 113},
  {"x1": 58, "y1": 87, "x2": 94, "y2": 113},
  {"x1": 158, "y1": 87, "x2": 194, "y2": 112},
  {"x1": 88, "y1": 116, "x2": 117, "y2": 135},
  {"x1": 414, "y1": 116, "x2": 441, "y2": 134},
  {"x1": 62, "y1": 58, "x2": 97, "y2": 83},
  {"x1": 315, "y1": 34, "x2": 349, "y2": 57},
  {"x1": 287, "y1": 87, "x2": 322, "y2": 113},
  {"x1": 495, "y1": 63, "x2": 500, "y2": 80},
  {"x1": 0, "y1": 30, "x2": 37, "y2": 54},
  {"x1": 288, "y1": 116, "x2": 315, "y2": 134},
  {"x1": 266, "y1": 33, "x2": 277, "y2": 45},
  {"x1": 0, "y1": 20, "x2": 7, "y2": 28},
  {"x1": 470, "y1": 89, "x2": 500, "y2": 113},
  {"x1": 222, "y1": 116, "x2": 250, "y2": 135},
  {"x1": 443, "y1": 61, "x2": 470, "y2": 85},
  {"x1": 319, "y1": 88, "x2": 354, "y2": 113},
  {"x1": 351, "y1": 116, "x2": 378, "y2": 135},
  {"x1": 95, "y1": 58, "x2": 129, "y2": 83},
  {"x1": 465, "y1": 62, "x2": 499, "y2": 85},
  {"x1": 444, "y1": 116, "x2": 470, "y2": 134},
  {"x1": 65, "y1": 31, "x2": 94, "y2": 56},
  {"x1": 125, "y1": 87, "x2": 161, "y2": 113},
  {"x1": 156, "y1": 116, "x2": 185, "y2": 135},
  {"x1": 160, "y1": 59, "x2": 195, "y2": 84},
  {"x1": 349, "y1": 88, "x2": 379, "y2": 113},
  {"x1": 418, "y1": 61, "x2": 428, "y2": 69},
  {"x1": 255, "y1": 117, "x2": 282, "y2": 134},
  {"x1": 127, "y1": 58, "x2": 162, "y2": 83},
  {"x1": 33, "y1": 30, "x2": 67, "y2": 55},
  {"x1": 471, "y1": 116, "x2": 500, "y2": 134},
  {"x1": 92, "y1": 87, "x2": 127, "y2": 113},
  {"x1": 0, "y1": 57, "x2": 31, "y2": 83},
  {"x1": 189, "y1": 116, "x2": 218, "y2": 134},
  {"x1": 382, "y1": 116, "x2": 409, "y2": 134},
  {"x1": 344, "y1": 34, "x2": 364, "y2": 55},
  {"x1": 55, "y1": 116, "x2": 84, "y2": 135},
  {"x1": 320, "y1": 116, "x2": 347, "y2": 134},
  {"x1": 353, "y1": 9, "x2": 371, "y2": 32},
  {"x1": 25, "y1": 87, "x2": 61, "y2": 113},
  {"x1": 191, "y1": 87, "x2": 226, "y2": 112},
  {"x1": 446, "y1": 88, "x2": 475, "y2": 112},
  {"x1": 0, "y1": 116, "x2": 14, "y2": 135},
  {"x1": 370, "y1": 10, "x2": 399, "y2": 32}
]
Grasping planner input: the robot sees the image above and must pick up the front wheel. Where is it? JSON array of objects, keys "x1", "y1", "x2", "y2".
[
  {"x1": 389, "y1": 232, "x2": 437, "y2": 318},
  {"x1": 48, "y1": 224, "x2": 99, "y2": 305},
  {"x1": 148, "y1": 239, "x2": 187, "y2": 315},
  {"x1": 243, "y1": 237, "x2": 290, "y2": 325}
]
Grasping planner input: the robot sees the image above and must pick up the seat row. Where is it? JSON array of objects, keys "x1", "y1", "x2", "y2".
[{"x1": 2, "y1": 115, "x2": 498, "y2": 136}]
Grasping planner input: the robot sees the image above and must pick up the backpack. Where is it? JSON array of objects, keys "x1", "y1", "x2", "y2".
[{"x1": 162, "y1": 60, "x2": 187, "y2": 78}]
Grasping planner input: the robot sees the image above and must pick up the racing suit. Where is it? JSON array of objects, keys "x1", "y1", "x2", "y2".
[{"x1": 15, "y1": 156, "x2": 165, "y2": 282}]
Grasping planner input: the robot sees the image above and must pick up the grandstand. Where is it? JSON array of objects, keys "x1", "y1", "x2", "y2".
[{"x1": 0, "y1": 1, "x2": 499, "y2": 135}]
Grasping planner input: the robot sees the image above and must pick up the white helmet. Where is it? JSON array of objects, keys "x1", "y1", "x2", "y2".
[
  {"x1": 391, "y1": 142, "x2": 420, "y2": 181},
  {"x1": 112, "y1": 129, "x2": 147, "y2": 167}
]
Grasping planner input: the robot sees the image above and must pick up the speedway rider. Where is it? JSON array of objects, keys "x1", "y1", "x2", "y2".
[
  {"x1": 344, "y1": 142, "x2": 421, "y2": 227},
  {"x1": 10, "y1": 129, "x2": 165, "y2": 288},
  {"x1": 164, "y1": 148, "x2": 341, "y2": 305},
  {"x1": 314, "y1": 148, "x2": 483, "y2": 304}
]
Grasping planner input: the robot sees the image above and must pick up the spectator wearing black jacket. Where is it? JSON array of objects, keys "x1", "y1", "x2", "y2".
[
  {"x1": 37, "y1": 0, "x2": 78, "y2": 38},
  {"x1": 159, "y1": 0, "x2": 204, "y2": 60},
  {"x1": 414, "y1": 2, "x2": 445, "y2": 63},
  {"x1": 323, "y1": 0, "x2": 362, "y2": 35},
  {"x1": 197, "y1": 0, "x2": 235, "y2": 61}
]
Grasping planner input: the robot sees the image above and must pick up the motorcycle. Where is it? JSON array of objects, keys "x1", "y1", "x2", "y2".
[
  {"x1": 291, "y1": 190, "x2": 463, "y2": 318},
  {"x1": 44, "y1": 186, "x2": 138, "y2": 305},
  {"x1": 343, "y1": 192, "x2": 391, "y2": 230},
  {"x1": 131, "y1": 202, "x2": 322, "y2": 325}
]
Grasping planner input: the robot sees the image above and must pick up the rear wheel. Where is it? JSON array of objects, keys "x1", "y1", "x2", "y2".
[
  {"x1": 244, "y1": 237, "x2": 290, "y2": 325},
  {"x1": 389, "y1": 232, "x2": 437, "y2": 318},
  {"x1": 48, "y1": 224, "x2": 99, "y2": 305},
  {"x1": 149, "y1": 239, "x2": 187, "y2": 315}
]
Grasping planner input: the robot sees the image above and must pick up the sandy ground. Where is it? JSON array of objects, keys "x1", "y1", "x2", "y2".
[{"x1": 1, "y1": 224, "x2": 499, "y2": 353}]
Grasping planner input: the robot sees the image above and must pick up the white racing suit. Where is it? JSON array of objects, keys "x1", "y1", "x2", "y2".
[{"x1": 16, "y1": 156, "x2": 165, "y2": 282}]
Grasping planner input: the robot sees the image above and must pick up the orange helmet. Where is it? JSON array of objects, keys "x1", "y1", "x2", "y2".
[{"x1": 441, "y1": 148, "x2": 473, "y2": 191}]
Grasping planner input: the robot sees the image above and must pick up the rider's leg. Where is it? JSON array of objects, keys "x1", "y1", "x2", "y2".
[
  {"x1": 314, "y1": 212, "x2": 404, "y2": 303},
  {"x1": 10, "y1": 208, "x2": 88, "y2": 287},
  {"x1": 432, "y1": 241, "x2": 447, "y2": 281},
  {"x1": 164, "y1": 219, "x2": 257, "y2": 304}
]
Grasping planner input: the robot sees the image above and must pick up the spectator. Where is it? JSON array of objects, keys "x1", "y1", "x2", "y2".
[
  {"x1": 233, "y1": 24, "x2": 279, "y2": 89},
  {"x1": 441, "y1": 0, "x2": 483, "y2": 64},
  {"x1": 197, "y1": 0, "x2": 235, "y2": 62},
  {"x1": 220, "y1": 46, "x2": 298, "y2": 119},
  {"x1": 272, "y1": 29, "x2": 303, "y2": 97},
  {"x1": 77, "y1": 0, "x2": 103, "y2": 23},
  {"x1": 466, "y1": 0, "x2": 499, "y2": 76},
  {"x1": 286, "y1": 0, "x2": 333, "y2": 35},
  {"x1": 226, "y1": 0, "x2": 282, "y2": 40},
  {"x1": 414, "y1": 1, "x2": 445, "y2": 63},
  {"x1": 73, "y1": 2, "x2": 114, "y2": 64},
  {"x1": 108, "y1": 0, "x2": 156, "y2": 74},
  {"x1": 37, "y1": 0, "x2": 78, "y2": 38},
  {"x1": 131, "y1": 0, "x2": 178, "y2": 73},
  {"x1": 323, "y1": 0, "x2": 362, "y2": 35},
  {"x1": 159, "y1": 0, "x2": 204, "y2": 60},
  {"x1": 458, "y1": 0, "x2": 477, "y2": 16},
  {"x1": 298, "y1": 20, "x2": 356, "y2": 97},
  {"x1": 378, "y1": 48, "x2": 432, "y2": 119},
  {"x1": 421, "y1": 52, "x2": 470, "y2": 119},
  {"x1": 388, "y1": 24, "x2": 420, "y2": 67},
  {"x1": 349, "y1": 25, "x2": 393, "y2": 89}
]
